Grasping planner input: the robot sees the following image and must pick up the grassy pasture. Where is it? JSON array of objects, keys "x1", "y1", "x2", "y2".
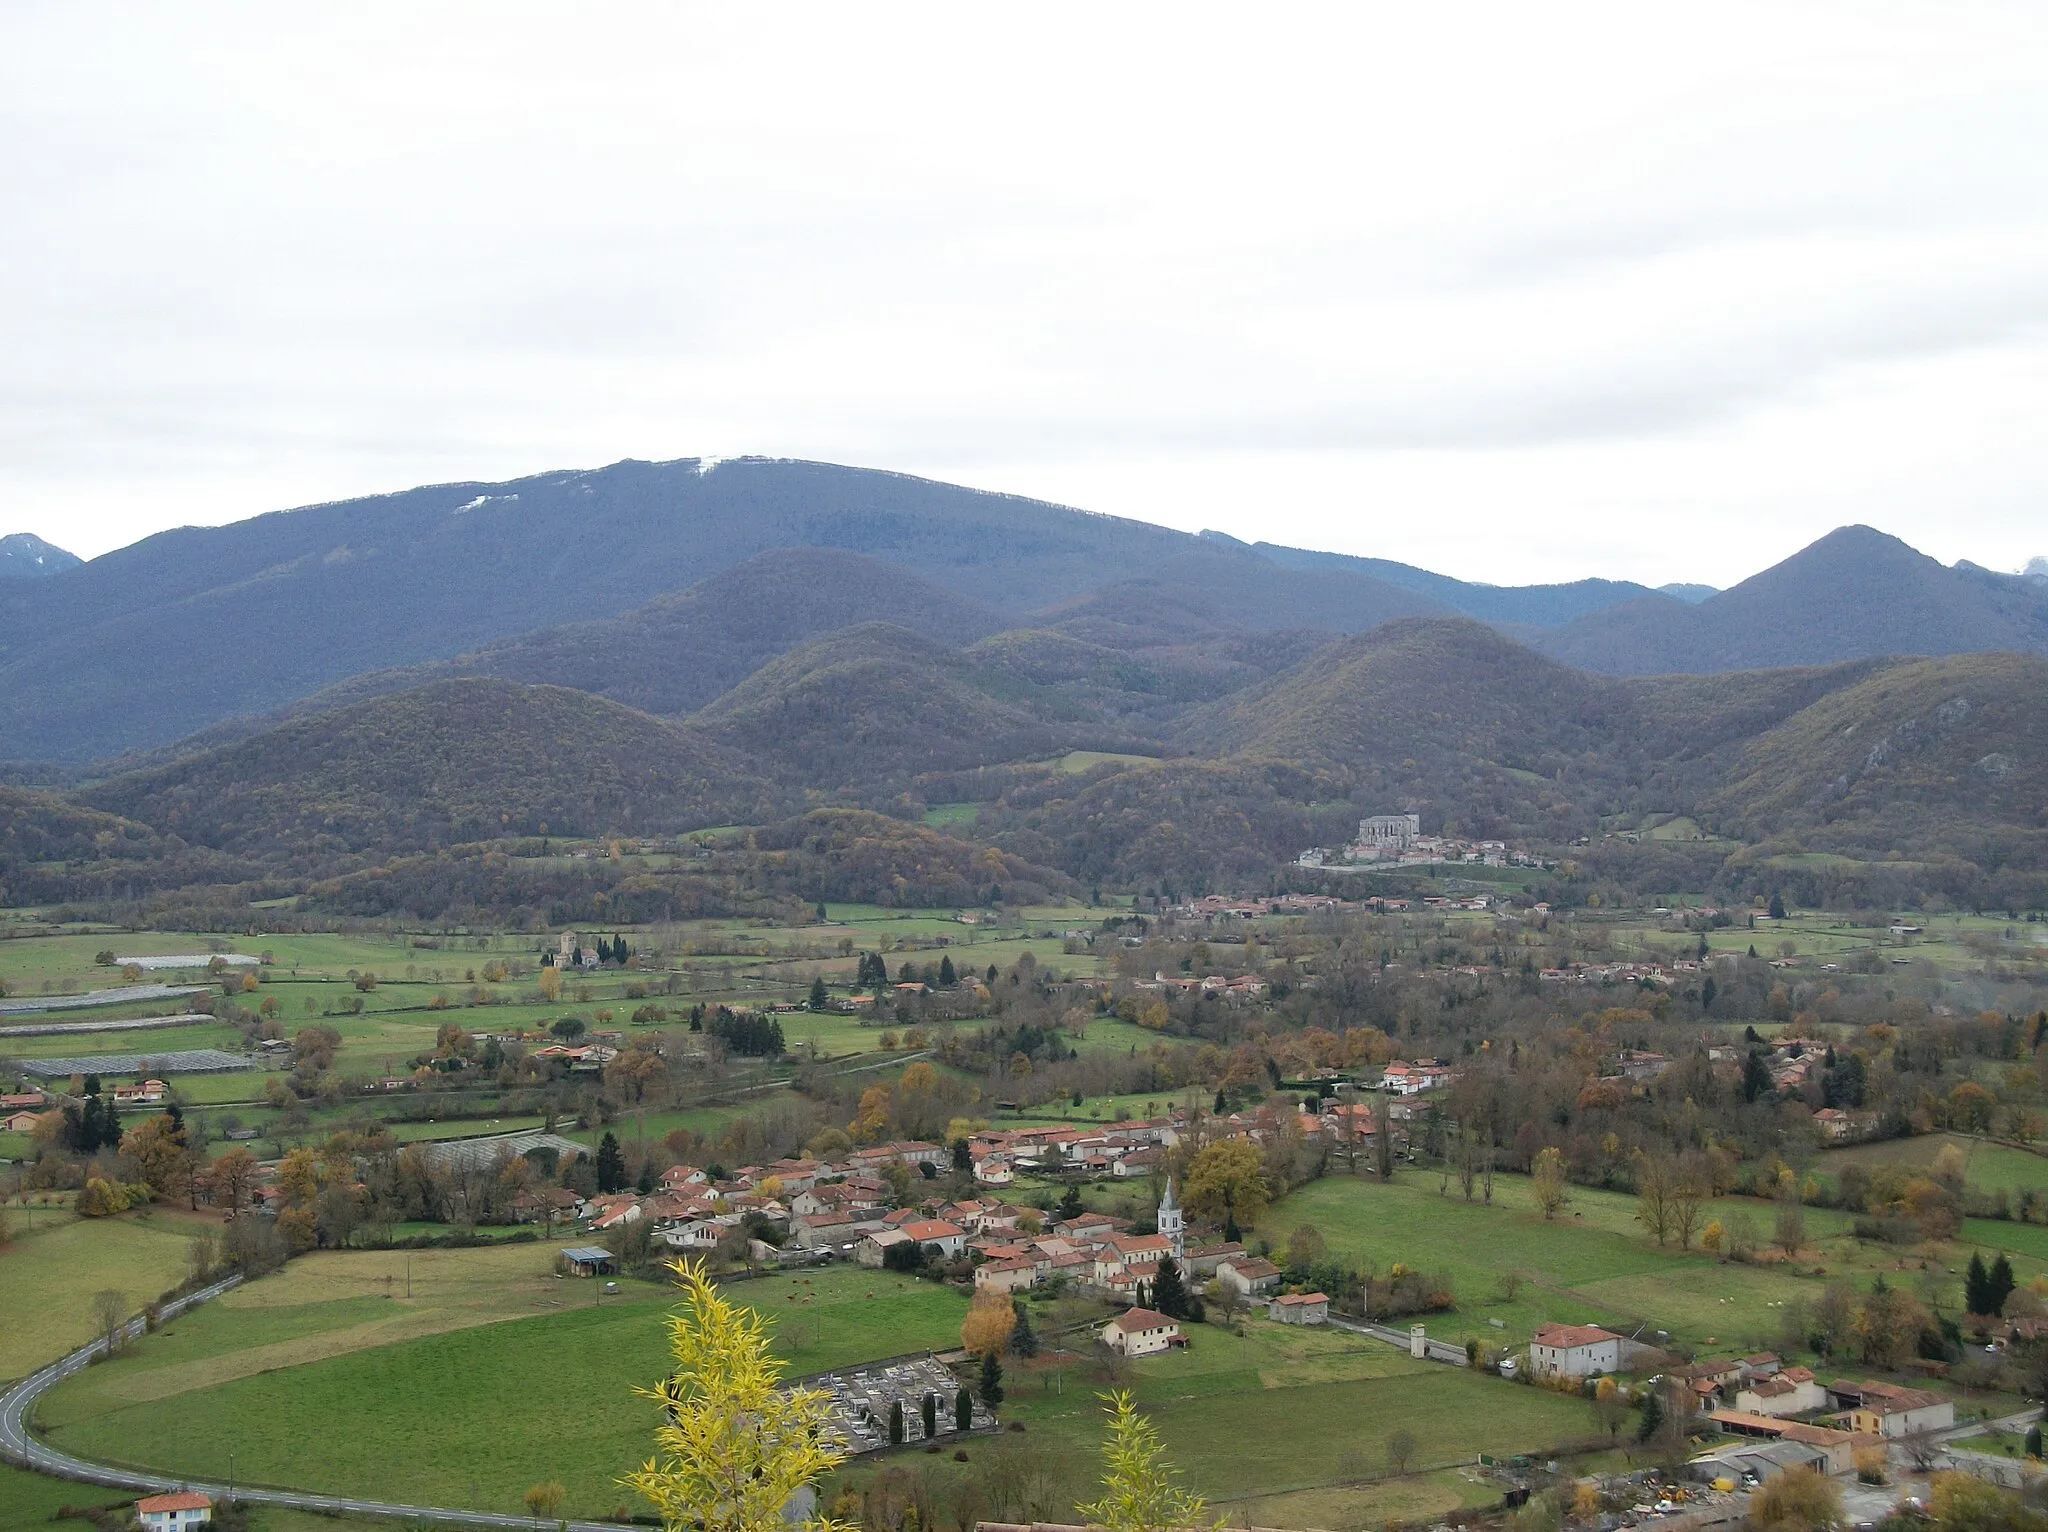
[
  {"x1": 1254, "y1": 1170, "x2": 2011, "y2": 1353},
  {"x1": 38, "y1": 1241, "x2": 1599, "y2": 1528},
  {"x1": 0, "y1": 1210, "x2": 206, "y2": 1379},
  {"x1": 1821, "y1": 1134, "x2": 2048, "y2": 1197},
  {"x1": 41, "y1": 1262, "x2": 967, "y2": 1520}
]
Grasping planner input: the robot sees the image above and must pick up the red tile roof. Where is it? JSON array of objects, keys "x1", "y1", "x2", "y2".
[{"x1": 137, "y1": 1494, "x2": 212, "y2": 1513}]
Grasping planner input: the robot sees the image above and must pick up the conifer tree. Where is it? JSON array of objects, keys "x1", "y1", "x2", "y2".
[
  {"x1": 597, "y1": 1130, "x2": 627, "y2": 1194},
  {"x1": 1149, "y1": 1256, "x2": 1190, "y2": 1320},
  {"x1": 809, "y1": 977, "x2": 829, "y2": 1012},
  {"x1": 978, "y1": 1350, "x2": 1004, "y2": 1408},
  {"x1": 1966, "y1": 1252, "x2": 1993, "y2": 1316},
  {"x1": 939, "y1": 955, "x2": 956, "y2": 986},
  {"x1": 956, "y1": 1387, "x2": 973, "y2": 1431},
  {"x1": 1990, "y1": 1254, "x2": 2017, "y2": 1316}
]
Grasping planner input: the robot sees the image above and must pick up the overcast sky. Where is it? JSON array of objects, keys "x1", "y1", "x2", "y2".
[{"x1": 5, "y1": 4, "x2": 2047, "y2": 586}]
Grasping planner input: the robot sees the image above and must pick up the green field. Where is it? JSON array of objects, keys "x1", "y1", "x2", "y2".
[
  {"x1": 35, "y1": 1244, "x2": 1599, "y2": 1526},
  {"x1": 38, "y1": 1259, "x2": 968, "y2": 1520},
  {"x1": 0, "y1": 1209, "x2": 212, "y2": 1379},
  {"x1": 1252, "y1": 1169, "x2": 2010, "y2": 1353}
]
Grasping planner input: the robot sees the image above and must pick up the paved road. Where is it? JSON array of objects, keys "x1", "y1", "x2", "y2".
[{"x1": 0, "y1": 1276, "x2": 627, "y2": 1531}]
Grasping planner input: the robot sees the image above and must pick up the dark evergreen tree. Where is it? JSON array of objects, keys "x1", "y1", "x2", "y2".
[
  {"x1": 1150, "y1": 1255, "x2": 1190, "y2": 1319},
  {"x1": 922, "y1": 1392, "x2": 937, "y2": 1438},
  {"x1": 1769, "y1": 891, "x2": 1787, "y2": 919},
  {"x1": 1636, "y1": 1389, "x2": 1664, "y2": 1443},
  {"x1": 952, "y1": 1138, "x2": 973, "y2": 1174},
  {"x1": 1011, "y1": 1297, "x2": 1037, "y2": 1357},
  {"x1": 1741, "y1": 1050, "x2": 1773, "y2": 1103},
  {"x1": 889, "y1": 1400, "x2": 905, "y2": 1445},
  {"x1": 614, "y1": 935, "x2": 630, "y2": 965},
  {"x1": 637, "y1": 1159, "x2": 656, "y2": 1195},
  {"x1": 956, "y1": 1387, "x2": 973, "y2": 1430},
  {"x1": 596, "y1": 936, "x2": 613, "y2": 964},
  {"x1": 899, "y1": 960, "x2": 919, "y2": 984},
  {"x1": 99, "y1": 1098, "x2": 122, "y2": 1151},
  {"x1": 1225, "y1": 1212, "x2": 1242, "y2": 1242},
  {"x1": 985, "y1": 964, "x2": 998, "y2": 983},
  {"x1": 1057, "y1": 1185, "x2": 1083, "y2": 1221},
  {"x1": 1966, "y1": 1252, "x2": 1993, "y2": 1316},
  {"x1": 978, "y1": 1350, "x2": 1004, "y2": 1407},
  {"x1": 689, "y1": 1004, "x2": 704, "y2": 1033},
  {"x1": 165, "y1": 1102, "x2": 186, "y2": 1142},
  {"x1": 809, "y1": 976, "x2": 829, "y2": 1012},
  {"x1": 1702, "y1": 977, "x2": 1717, "y2": 1010},
  {"x1": 1991, "y1": 1254, "x2": 2018, "y2": 1315},
  {"x1": 596, "y1": 1131, "x2": 626, "y2": 1194},
  {"x1": 939, "y1": 955, "x2": 956, "y2": 986}
]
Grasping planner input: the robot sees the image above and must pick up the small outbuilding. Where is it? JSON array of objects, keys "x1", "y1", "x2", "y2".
[{"x1": 559, "y1": 1245, "x2": 616, "y2": 1277}]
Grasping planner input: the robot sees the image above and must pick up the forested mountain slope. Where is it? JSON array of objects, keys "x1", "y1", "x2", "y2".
[{"x1": 80, "y1": 678, "x2": 780, "y2": 857}]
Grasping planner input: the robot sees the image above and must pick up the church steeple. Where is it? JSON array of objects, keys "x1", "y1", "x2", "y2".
[{"x1": 1158, "y1": 1175, "x2": 1184, "y2": 1262}]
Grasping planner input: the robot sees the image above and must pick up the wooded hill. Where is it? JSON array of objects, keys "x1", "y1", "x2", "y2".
[{"x1": 5, "y1": 604, "x2": 2040, "y2": 918}]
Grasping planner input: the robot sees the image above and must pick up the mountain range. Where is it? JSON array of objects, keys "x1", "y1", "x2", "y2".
[
  {"x1": 2, "y1": 456, "x2": 2046, "y2": 916},
  {"x1": 7, "y1": 456, "x2": 2044, "y2": 767}
]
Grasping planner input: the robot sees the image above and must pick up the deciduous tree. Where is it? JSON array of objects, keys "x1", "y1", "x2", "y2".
[
  {"x1": 1075, "y1": 1392, "x2": 1209, "y2": 1532},
  {"x1": 621, "y1": 1259, "x2": 850, "y2": 1532},
  {"x1": 1530, "y1": 1147, "x2": 1568, "y2": 1220}
]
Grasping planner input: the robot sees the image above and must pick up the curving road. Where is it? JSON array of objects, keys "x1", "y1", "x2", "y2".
[{"x1": 0, "y1": 1276, "x2": 626, "y2": 1531}]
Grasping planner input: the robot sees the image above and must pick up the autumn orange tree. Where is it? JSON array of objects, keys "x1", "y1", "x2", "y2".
[{"x1": 961, "y1": 1288, "x2": 1017, "y2": 1357}]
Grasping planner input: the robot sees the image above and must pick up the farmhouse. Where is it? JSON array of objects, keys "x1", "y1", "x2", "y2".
[
  {"x1": 135, "y1": 1494, "x2": 212, "y2": 1532},
  {"x1": 1101, "y1": 1307, "x2": 1185, "y2": 1357},
  {"x1": 3, "y1": 1108, "x2": 47, "y2": 1132},
  {"x1": 1269, "y1": 1292, "x2": 1329, "y2": 1325},
  {"x1": 1529, "y1": 1323, "x2": 1623, "y2": 1379}
]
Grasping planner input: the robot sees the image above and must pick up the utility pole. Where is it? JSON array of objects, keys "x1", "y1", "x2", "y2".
[{"x1": 405, "y1": 1252, "x2": 412, "y2": 1299}]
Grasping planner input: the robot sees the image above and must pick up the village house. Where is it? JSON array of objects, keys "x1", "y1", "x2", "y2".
[
  {"x1": 899, "y1": 1218, "x2": 967, "y2": 1258},
  {"x1": 111, "y1": 1079, "x2": 167, "y2": 1106},
  {"x1": 975, "y1": 1256, "x2": 1038, "y2": 1293},
  {"x1": 1733, "y1": 1366, "x2": 1826, "y2": 1418},
  {"x1": 135, "y1": 1493, "x2": 213, "y2": 1532},
  {"x1": 3, "y1": 1108, "x2": 48, "y2": 1132},
  {"x1": 1269, "y1": 1292, "x2": 1330, "y2": 1325},
  {"x1": 1216, "y1": 1255, "x2": 1281, "y2": 1298},
  {"x1": 1842, "y1": 1382, "x2": 1955, "y2": 1437},
  {"x1": 855, "y1": 1228, "x2": 913, "y2": 1267},
  {"x1": 511, "y1": 1185, "x2": 584, "y2": 1224},
  {"x1": 1101, "y1": 1307, "x2": 1185, "y2": 1357},
  {"x1": 1185, "y1": 1242, "x2": 1246, "y2": 1276},
  {"x1": 1528, "y1": 1323, "x2": 1624, "y2": 1379}
]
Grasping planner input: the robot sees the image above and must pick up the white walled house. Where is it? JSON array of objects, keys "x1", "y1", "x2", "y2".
[
  {"x1": 136, "y1": 1495, "x2": 213, "y2": 1532},
  {"x1": 1529, "y1": 1323, "x2": 1623, "y2": 1379},
  {"x1": 1102, "y1": 1307, "x2": 1184, "y2": 1357}
]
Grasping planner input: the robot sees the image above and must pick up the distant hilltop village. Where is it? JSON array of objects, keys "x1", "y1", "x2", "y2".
[{"x1": 1297, "y1": 815, "x2": 1553, "y2": 872}]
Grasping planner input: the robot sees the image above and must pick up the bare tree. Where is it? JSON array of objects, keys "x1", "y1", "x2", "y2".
[
  {"x1": 1386, "y1": 1429, "x2": 1418, "y2": 1477},
  {"x1": 92, "y1": 1288, "x2": 129, "y2": 1354}
]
